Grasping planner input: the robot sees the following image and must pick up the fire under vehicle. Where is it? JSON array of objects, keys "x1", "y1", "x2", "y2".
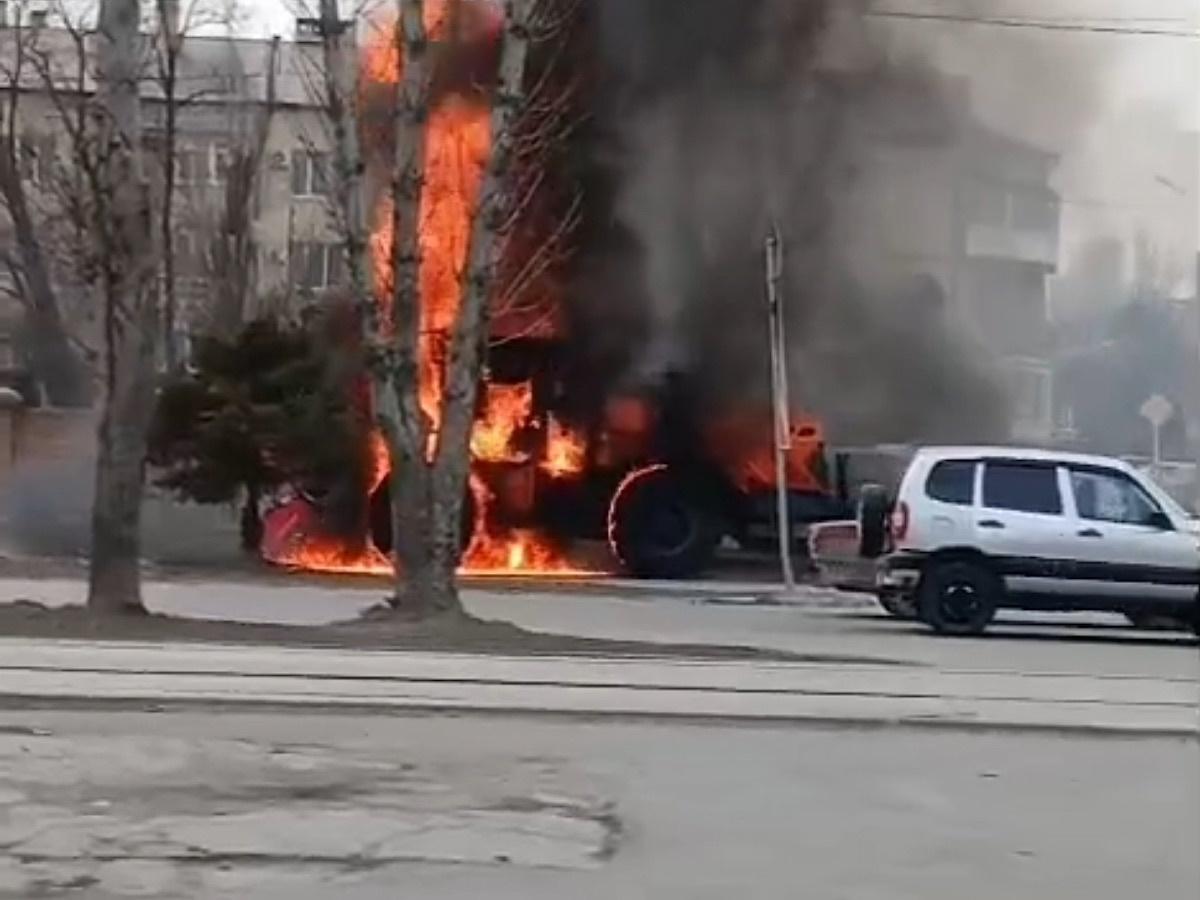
[{"x1": 324, "y1": 336, "x2": 900, "y2": 581}]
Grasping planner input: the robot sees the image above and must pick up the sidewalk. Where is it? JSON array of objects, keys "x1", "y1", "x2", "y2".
[
  {"x1": 2, "y1": 639, "x2": 1196, "y2": 736},
  {"x1": 0, "y1": 573, "x2": 867, "y2": 625}
]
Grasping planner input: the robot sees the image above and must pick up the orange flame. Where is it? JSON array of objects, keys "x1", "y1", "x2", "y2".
[
  {"x1": 361, "y1": 0, "x2": 458, "y2": 86},
  {"x1": 471, "y1": 381, "x2": 534, "y2": 462},
  {"x1": 541, "y1": 415, "x2": 587, "y2": 479},
  {"x1": 370, "y1": 97, "x2": 492, "y2": 436},
  {"x1": 368, "y1": 430, "x2": 391, "y2": 493}
]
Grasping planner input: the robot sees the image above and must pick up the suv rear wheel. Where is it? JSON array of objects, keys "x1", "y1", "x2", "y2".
[{"x1": 919, "y1": 560, "x2": 1000, "y2": 636}]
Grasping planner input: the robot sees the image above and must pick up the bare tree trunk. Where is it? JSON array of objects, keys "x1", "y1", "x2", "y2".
[
  {"x1": 0, "y1": 29, "x2": 92, "y2": 407},
  {"x1": 385, "y1": 0, "x2": 445, "y2": 615},
  {"x1": 240, "y1": 483, "x2": 263, "y2": 552},
  {"x1": 315, "y1": 0, "x2": 541, "y2": 618},
  {"x1": 0, "y1": 166, "x2": 91, "y2": 406},
  {"x1": 90, "y1": 315, "x2": 156, "y2": 611},
  {"x1": 316, "y1": 6, "x2": 368, "y2": 309},
  {"x1": 155, "y1": 0, "x2": 185, "y2": 371},
  {"x1": 209, "y1": 36, "x2": 279, "y2": 338},
  {"x1": 88, "y1": 0, "x2": 158, "y2": 616},
  {"x1": 426, "y1": 0, "x2": 537, "y2": 611},
  {"x1": 160, "y1": 60, "x2": 180, "y2": 370}
]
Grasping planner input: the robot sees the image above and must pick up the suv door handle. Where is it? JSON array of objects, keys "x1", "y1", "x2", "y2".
[
  {"x1": 1077, "y1": 528, "x2": 1103, "y2": 538},
  {"x1": 978, "y1": 520, "x2": 1006, "y2": 529}
]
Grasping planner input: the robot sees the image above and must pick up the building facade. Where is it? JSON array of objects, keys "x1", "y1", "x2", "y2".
[
  {"x1": 0, "y1": 18, "x2": 347, "y2": 382},
  {"x1": 841, "y1": 84, "x2": 1062, "y2": 444}
]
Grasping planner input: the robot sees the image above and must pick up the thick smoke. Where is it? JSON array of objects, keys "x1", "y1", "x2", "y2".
[{"x1": 565, "y1": 0, "x2": 1013, "y2": 444}]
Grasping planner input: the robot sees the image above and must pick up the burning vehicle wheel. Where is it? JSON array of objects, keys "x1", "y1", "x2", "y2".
[
  {"x1": 608, "y1": 465, "x2": 723, "y2": 579},
  {"x1": 369, "y1": 482, "x2": 479, "y2": 558}
]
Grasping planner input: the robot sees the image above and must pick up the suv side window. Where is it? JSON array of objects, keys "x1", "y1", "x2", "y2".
[
  {"x1": 982, "y1": 462, "x2": 1062, "y2": 515},
  {"x1": 1070, "y1": 467, "x2": 1163, "y2": 526},
  {"x1": 925, "y1": 460, "x2": 976, "y2": 506}
]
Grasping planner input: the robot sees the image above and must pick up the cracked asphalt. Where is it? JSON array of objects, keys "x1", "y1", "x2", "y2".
[{"x1": 1, "y1": 708, "x2": 1196, "y2": 899}]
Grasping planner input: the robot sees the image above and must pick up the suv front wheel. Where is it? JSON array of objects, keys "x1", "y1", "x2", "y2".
[{"x1": 919, "y1": 560, "x2": 1001, "y2": 636}]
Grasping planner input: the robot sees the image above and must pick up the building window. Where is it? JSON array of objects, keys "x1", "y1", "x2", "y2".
[
  {"x1": 965, "y1": 182, "x2": 1057, "y2": 233},
  {"x1": 175, "y1": 231, "x2": 209, "y2": 278},
  {"x1": 176, "y1": 143, "x2": 227, "y2": 187},
  {"x1": 290, "y1": 150, "x2": 330, "y2": 197},
  {"x1": 1010, "y1": 190, "x2": 1057, "y2": 232},
  {"x1": 1003, "y1": 360, "x2": 1052, "y2": 429},
  {"x1": 290, "y1": 241, "x2": 343, "y2": 290},
  {"x1": 19, "y1": 133, "x2": 55, "y2": 186}
]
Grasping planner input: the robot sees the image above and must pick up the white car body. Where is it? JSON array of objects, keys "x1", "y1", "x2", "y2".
[{"x1": 879, "y1": 446, "x2": 1200, "y2": 627}]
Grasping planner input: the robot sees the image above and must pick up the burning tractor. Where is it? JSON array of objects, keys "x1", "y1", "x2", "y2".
[
  {"x1": 260, "y1": 0, "x2": 900, "y2": 580},
  {"x1": 263, "y1": 328, "x2": 893, "y2": 580}
]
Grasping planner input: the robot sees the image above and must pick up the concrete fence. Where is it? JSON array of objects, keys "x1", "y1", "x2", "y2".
[{"x1": 0, "y1": 399, "x2": 96, "y2": 484}]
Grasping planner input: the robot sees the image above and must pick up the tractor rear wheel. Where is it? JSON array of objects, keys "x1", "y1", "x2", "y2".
[{"x1": 608, "y1": 466, "x2": 723, "y2": 580}]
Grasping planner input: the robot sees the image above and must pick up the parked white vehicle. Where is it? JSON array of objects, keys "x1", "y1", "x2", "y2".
[{"x1": 874, "y1": 447, "x2": 1200, "y2": 635}]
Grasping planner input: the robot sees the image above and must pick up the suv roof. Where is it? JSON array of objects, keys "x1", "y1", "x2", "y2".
[{"x1": 912, "y1": 445, "x2": 1136, "y2": 472}]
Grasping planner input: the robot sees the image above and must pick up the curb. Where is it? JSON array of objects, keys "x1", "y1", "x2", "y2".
[{"x1": 1, "y1": 693, "x2": 1195, "y2": 740}]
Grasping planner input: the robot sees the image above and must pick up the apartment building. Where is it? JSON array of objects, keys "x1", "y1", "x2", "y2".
[
  {"x1": 0, "y1": 17, "x2": 349, "y2": 378},
  {"x1": 840, "y1": 77, "x2": 1062, "y2": 443}
]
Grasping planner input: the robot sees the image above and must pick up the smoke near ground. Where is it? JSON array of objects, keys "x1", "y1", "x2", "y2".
[
  {"x1": 1, "y1": 450, "x2": 243, "y2": 565},
  {"x1": 566, "y1": 0, "x2": 1032, "y2": 444}
]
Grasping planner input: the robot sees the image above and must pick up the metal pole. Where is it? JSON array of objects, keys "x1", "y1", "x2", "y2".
[{"x1": 765, "y1": 225, "x2": 795, "y2": 590}]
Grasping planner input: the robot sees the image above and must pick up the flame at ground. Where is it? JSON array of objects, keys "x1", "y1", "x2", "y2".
[{"x1": 265, "y1": 488, "x2": 599, "y2": 578}]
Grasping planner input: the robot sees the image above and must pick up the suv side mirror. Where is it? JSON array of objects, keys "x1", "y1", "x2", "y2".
[{"x1": 1146, "y1": 511, "x2": 1175, "y2": 531}]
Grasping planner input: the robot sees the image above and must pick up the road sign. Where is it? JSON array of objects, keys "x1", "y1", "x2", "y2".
[{"x1": 1140, "y1": 394, "x2": 1175, "y2": 429}]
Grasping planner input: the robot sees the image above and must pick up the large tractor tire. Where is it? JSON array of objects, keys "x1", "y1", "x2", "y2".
[
  {"x1": 857, "y1": 483, "x2": 891, "y2": 559},
  {"x1": 608, "y1": 466, "x2": 723, "y2": 580},
  {"x1": 369, "y1": 481, "x2": 478, "y2": 558}
]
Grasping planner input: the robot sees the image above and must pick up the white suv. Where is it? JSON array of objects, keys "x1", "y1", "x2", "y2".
[{"x1": 876, "y1": 447, "x2": 1200, "y2": 635}]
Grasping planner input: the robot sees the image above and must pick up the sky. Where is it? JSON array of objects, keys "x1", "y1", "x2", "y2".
[{"x1": 241, "y1": 0, "x2": 1200, "y2": 286}]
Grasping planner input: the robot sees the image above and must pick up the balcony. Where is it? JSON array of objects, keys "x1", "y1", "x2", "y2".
[
  {"x1": 966, "y1": 224, "x2": 1059, "y2": 268},
  {"x1": 961, "y1": 180, "x2": 1061, "y2": 270}
]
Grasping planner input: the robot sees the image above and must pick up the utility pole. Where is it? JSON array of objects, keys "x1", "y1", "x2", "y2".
[{"x1": 765, "y1": 224, "x2": 795, "y2": 590}]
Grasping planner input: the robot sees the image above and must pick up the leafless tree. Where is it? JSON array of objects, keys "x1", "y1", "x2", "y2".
[
  {"x1": 313, "y1": 0, "x2": 577, "y2": 616},
  {"x1": 0, "y1": 18, "x2": 92, "y2": 406},
  {"x1": 85, "y1": 0, "x2": 160, "y2": 614},
  {"x1": 147, "y1": 0, "x2": 251, "y2": 365},
  {"x1": 202, "y1": 34, "x2": 281, "y2": 338}
]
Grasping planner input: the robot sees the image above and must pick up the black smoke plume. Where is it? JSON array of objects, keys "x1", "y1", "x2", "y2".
[{"x1": 557, "y1": 0, "x2": 1011, "y2": 445}]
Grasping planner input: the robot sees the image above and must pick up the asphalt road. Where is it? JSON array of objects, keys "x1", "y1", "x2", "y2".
[
  {"x1": 4, "y1": 574, "x2": 1198, "y2": 679},
  {"x1": 1, "y1": 708, "x2": 1196, "y2": 899}
]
